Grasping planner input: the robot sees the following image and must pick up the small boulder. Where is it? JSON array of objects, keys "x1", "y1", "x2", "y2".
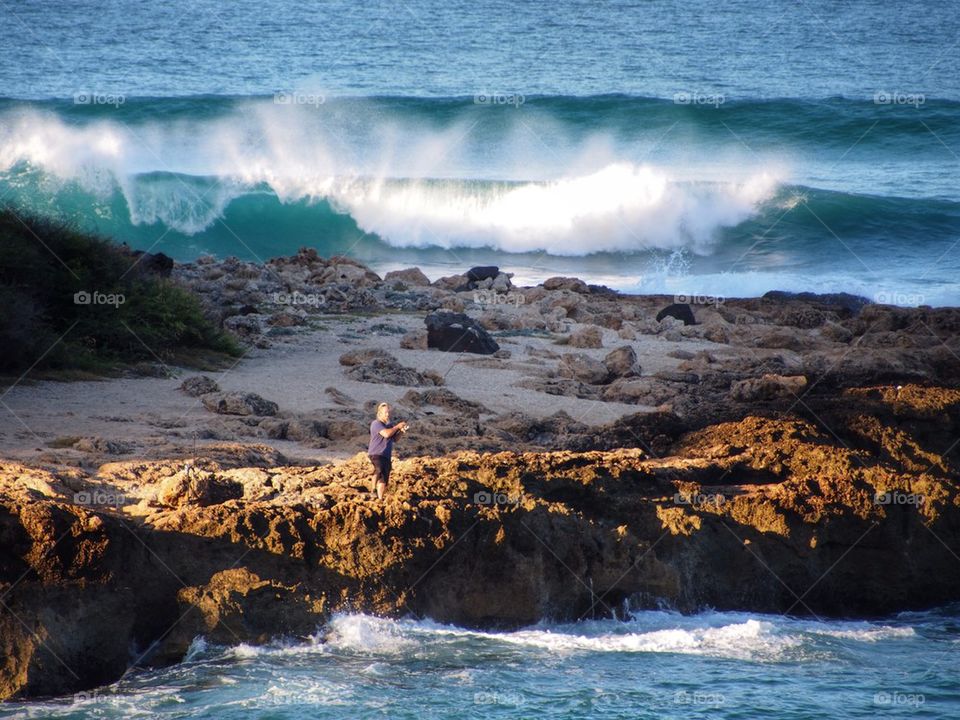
[
  {"x1": 731, "y1": 374, "x2": 808, "y2": 401},
  {"x1": 342, "y1": 350, "x2": 439, "y2": 386},
  {"x1": 384, "y1": 267, "x2": 432, "y2": 286},
  {"x1": 491, "y1": 273, "x2": 513, "y2": 292},
  {"x1": 433, "y1": 273, "x2": 470, "y2": 291},
  {"x1": 568, "y1": 325, "x2": 603, "y2": 348},
  {"x1": 703, "y1": 325, "x2": 729, "y2": 344},
  {"x1": 558, "y1": 353, "x2": 610, "y2": 385},
  {"x1": 180, "y1": 375, "x2": 220, "y2": 397},
  {"x1": 424, "y1": 312, "x2": 500, "y2": 355},
  {"x1": 73, "y1": 437, "x2": 132, "y2": 455},
  {"x1": 400, "y1": 330, "x2": 429, "y2": 350},
  {"x1": 603, "y1": 346, "x2": 640, "y2": 378},
  {"x1": 466, "y1": 266, "x2": 500, "y2": 282},
  {"x1": 656, "y1": 303, "x2": 696, "y2": 326},
  {"x1": 339, "y1": 348, "x2": 393, "y2": 366},
  {"x1": 201, "y1": 392, "x2": 279, "y2": 417},
  {"x1": 543, "y1": 276, "x2": 589, "y2": 293},
  {"x1": 267, "y1": 311, "x2": 303, "y2": 327}
]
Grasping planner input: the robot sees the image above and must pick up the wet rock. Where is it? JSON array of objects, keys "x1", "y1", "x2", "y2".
[{"x1": 163, "y1": 569, "x2": 325, "y2": 655}]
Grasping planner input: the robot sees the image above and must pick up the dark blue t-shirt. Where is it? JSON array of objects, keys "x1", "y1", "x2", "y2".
[{"x1": 368, "y1": 420, "x2": 395, "y2": 457}]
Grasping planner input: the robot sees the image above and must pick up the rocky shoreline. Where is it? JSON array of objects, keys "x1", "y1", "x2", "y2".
[{"x1": 2, "y1": 249, "x2": 959, "y2": 700}]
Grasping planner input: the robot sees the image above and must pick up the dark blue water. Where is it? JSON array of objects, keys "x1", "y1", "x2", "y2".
[{"x1": 2, "y1": 611, "x2": 959, "y2": 719}]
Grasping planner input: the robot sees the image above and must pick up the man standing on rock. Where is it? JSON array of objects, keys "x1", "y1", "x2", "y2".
[{"x1": 368, "y1": 402, "x2": 408, "y2": 499}]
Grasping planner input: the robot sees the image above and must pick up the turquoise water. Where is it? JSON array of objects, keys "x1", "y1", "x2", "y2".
[
  {"x1": 1, "y1": 1, "x2": 960, "y2": 302},
  {"x1": 2, "y1": 610, "x2": 959, "y2": 719}
]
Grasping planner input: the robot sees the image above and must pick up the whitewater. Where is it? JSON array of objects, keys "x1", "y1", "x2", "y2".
[
  {"x1": 2, "y1": 609, "x2": 956, "y2": 719},
  {"x1": 2, "y1": 95, "x2": 959, "y2": 304}
]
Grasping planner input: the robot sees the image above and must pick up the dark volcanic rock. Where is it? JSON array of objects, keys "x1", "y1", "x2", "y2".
[
  {"x1": 466, "y1": 266, "x2": 499, "y2": 282},
  {"x1": 656, "y1": 303, "x2": 696, "y2": 326},
  {"x1": 424, "y1": 312, "x2": 500, "y2": 355}
]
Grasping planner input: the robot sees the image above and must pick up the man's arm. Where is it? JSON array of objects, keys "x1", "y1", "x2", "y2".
[{"x1": 378, "y1": 422, "x2": 408, "y2": 438}]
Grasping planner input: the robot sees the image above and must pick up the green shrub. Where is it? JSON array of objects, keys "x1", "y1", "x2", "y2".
[{"x1": 0, "y1": 207, "x2": 241, "y2": 375}]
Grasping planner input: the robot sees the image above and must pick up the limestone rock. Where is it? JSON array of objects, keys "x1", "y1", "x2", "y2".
[
  {"x1": 340, "y1": 349, "x2": 439, "y2": 387},
  {"x1": 603, "y1": 345, "x2": 640, "y2": 378},
  {"x1": 568, "y1": 325, "x2": 603, "y2": 348},
  {"x1": 558, "y1": 352, "x2": 609, "y2": 384},
  {"x1": 543, "y1": 276, "x2": 589, "y2": 293},
  {"x1": 156, "y1": 471, "x2": 244, "y2": 507},
  {"x1": 400, "y1": 329, "x2": 429, "y2": 350},
  {"x1": 731, "y1": 374, "x2": 808, "y2": 401},
  {"x1": 201, "y1": 392, "x2": 279, "y2": 417},
  {"x1": 180, "y1": 375, "x2": 220, "y2": 397},
  {"x1": 384, "y1": 267, "x2": 432, "y2": 286}
]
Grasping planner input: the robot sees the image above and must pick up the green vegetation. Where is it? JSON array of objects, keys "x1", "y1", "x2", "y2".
[{"x1": 0, "y1": 208, "x2": 242, "y2": 376}]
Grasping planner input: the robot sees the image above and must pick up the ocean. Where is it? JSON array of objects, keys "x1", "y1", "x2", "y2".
[
  {"x1": 1, "y1": 1, "x2": 959, "y2": 714},
  {"x1": 2, "y1": 610, "x2": 958, "y2": 719},
  {"x1": 1, "y1": 0, "x2": 959, "y2": 304}
]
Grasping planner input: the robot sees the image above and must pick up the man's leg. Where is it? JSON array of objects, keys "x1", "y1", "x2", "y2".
[
  {"x1": 370, "y1": 455, "x2": 384, "y2": 497},
  {"x1": 377, "y1": 457, "x2": 391, "y2": 500}
]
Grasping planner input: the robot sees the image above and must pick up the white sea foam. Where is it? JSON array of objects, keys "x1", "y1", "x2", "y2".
[
  {"x1": 0, "y1": 103, "x2": 781, "y2": 252},
  {"x1": 316, "y1": 613, "x2": 802, "y2": 662}
]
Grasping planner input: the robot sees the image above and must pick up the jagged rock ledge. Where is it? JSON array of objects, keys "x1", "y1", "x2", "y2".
[{"x1": 2, "y1": 383, "x2": 959, "y2": 700}]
